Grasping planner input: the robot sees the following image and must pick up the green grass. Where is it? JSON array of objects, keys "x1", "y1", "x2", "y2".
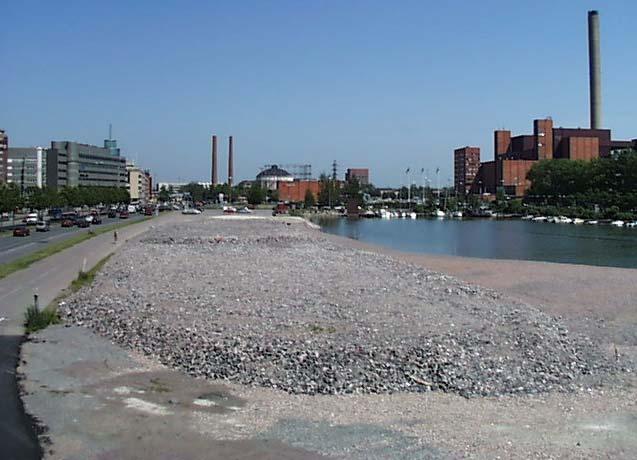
[
  {"x1": 24, "y1": 304, "x2": 61, "y2": 334},
  {"x1": 26, "y1": 252, "x2": 115, "y2": 334},
  {"x1": 0, "y1": 217, "x2": 149, "y2": 280}
]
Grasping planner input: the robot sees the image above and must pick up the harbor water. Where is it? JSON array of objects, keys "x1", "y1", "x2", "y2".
[{"x1": 318, "y1": 217, "x2": 637, "y2": 269}]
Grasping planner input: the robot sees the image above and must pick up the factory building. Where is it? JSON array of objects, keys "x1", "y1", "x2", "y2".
[
  {"x1": 466, "y1": 118, "x2": 636, "y2": 197},
  {"x1": 4, "y1": 147, "x2": 47, "y2": 190},
  {"x1": 345, "y1": 168, "x2": 369, "y2": 186},
  {"x1": 453, "y1": 147, "x2": 480, "y2": 195},
  {"x1": 278, "y1": 180, "x2": 320, "y2": 203},
  {"x1": 46, "y1": 139, "x2": 127, "y2": 189}
]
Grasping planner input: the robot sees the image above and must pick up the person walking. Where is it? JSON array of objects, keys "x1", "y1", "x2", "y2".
[{"x1": 113, "y1": 230, "x2": 118, "y2": 244}]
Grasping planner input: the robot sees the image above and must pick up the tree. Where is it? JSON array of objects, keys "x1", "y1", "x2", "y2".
[
  {"x1": 247, "y1": 183, "x2": 266, "y2": 205},
  {"x1": 158, "y1": 185, "x2": 170, "y2": 202},
  {"x1": 304, "y1": 188, "x2": 316, "y2": 208},
  {"x1": 318, "y1": 173, "x2": 340, "y2": 207},
  {"x1": 0, "y1": 183, "x2": 23, "y2": 213}
]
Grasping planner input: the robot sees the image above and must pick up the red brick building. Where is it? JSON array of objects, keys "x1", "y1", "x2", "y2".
[
  {"x1": 278, "y1": 180, "x2": 320, "y2": 203},
  {"x1": 466, "y1": 118, "x2": 636, "y2": 197},
  {"x1": 345, "y1": 168, "x2": 369, "y2": 186},
  {"x1": 454, "y1": 147, "x2": 480, "y2": 195}
]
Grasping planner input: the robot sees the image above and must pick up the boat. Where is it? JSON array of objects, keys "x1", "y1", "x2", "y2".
[
  {"x1": 610, "y1": 220, "x2": 625, "y2": 227},
  {"x1": 557, "y1": 216, "x2": 573, "y2": 224},
  {"x1": 409, "y1": 212, "x2": 417, "y2": 219},
  {"x1": 572, "y1": 218, "x2": 585, "y2": 224},
  {"x1": 401, "y1": 211, "x2": 407, "y2": 218},
  {"x1": 452, "y1": 210, "x2": 463, "y2": 218},
  {"x1": 532, "y1": 216, "x2": 547, "y2": 222},
  {"x1": 521, "y1": 215, "x2": 534, "y2": 220},
  {"x1": 625, "y1": 221, "x2": 637, "y2": 228},
  {"x1": 433, "y1": 209, "x2": 445, "y2": 218},
  {"x1": 361, "y1": 210, "x2": 376, "y2": 218},
  {"x1": 585, "y1": 220, "x2": 598, "y2": 225}
]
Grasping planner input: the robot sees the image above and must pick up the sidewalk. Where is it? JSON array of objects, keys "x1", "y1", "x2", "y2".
[{"x1": 0, "y1": 212, "x2": 176, "y2": 460}]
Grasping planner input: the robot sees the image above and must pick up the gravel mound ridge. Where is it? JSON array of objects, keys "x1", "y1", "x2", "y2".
[{"x1": 61, "y1": 217, "x2": 625, "y2": 397}]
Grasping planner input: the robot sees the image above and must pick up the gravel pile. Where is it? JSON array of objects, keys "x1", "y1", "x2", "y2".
[{"x1": 61, "y1": 216, "x2": 625, "y2": 397}]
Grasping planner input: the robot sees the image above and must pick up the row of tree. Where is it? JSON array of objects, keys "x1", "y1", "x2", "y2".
[
  {"x1": 0, "y1": 183, "x2": 130, "y2": 213},
  {"x1": 525, "y1": 150, "x2": 637, "y2": 213}
]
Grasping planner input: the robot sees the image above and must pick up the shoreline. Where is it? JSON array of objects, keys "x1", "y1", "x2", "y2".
[{"x1": 319, "y1": 228, "x2": 637, "y2": 349}]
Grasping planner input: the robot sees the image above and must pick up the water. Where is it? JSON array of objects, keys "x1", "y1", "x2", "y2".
[{"x1": 318, "y1": 217, "x2": 637, "y2": 269}]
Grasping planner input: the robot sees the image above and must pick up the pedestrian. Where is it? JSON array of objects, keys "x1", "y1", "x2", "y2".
[{"x1": 113, "y1": 230, "x2": 118, "y2": 244}]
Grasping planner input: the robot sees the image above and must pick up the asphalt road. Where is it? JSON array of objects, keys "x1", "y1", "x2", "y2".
[
  {"x1": 0, "y1": 211, "x2": 181, "y2": 460},
  {"x1": 0, "y1": 214, "x2": 146, "y2": 265}
]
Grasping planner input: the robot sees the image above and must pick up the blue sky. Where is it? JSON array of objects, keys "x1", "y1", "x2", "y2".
[{"x1": 2, "y1": 0, "x2": 636, "y2": 187}]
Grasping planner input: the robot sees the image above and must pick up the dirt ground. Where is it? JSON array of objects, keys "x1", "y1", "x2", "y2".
[{"x1": 19, "y1": 215, "x2": 637, "y2": 459}]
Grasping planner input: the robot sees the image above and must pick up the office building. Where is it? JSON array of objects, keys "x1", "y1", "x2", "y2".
[
  {"x1": 0, "y1": 130, "x2": 8, "y2": 183},
  {"x1": 453, "y1": 147, "x2": 480, "y2": 195},
  {"x1": 127, "y1": 162, "x2": 153, "y2": 204},
  {"x1": 5, "y1": 147, "x2": 46, "y2": 190},
  {"x1": 46, "y1": 139, "x2": 127, "y2": 189}
]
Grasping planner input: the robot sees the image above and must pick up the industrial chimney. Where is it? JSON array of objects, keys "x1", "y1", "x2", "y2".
[
  {"x1": 588, "y1": 10, "x2": 602, "y2": 129},
  {"x1": 228, "y1": 136, "x2": 234, "y2": 187},
  {"x1": 211, "y1": 135, "x2": 218, "y2": 185}
]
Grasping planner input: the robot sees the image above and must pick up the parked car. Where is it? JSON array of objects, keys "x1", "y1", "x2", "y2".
[
  {"x1": 108, "y1": 210, "x2": 117, "y2": 218},
  {"x1": 84, "y1": 215, "x2": 94, "y2": 223},
  {"x1": 13, "y1": 225, "x2": 30, "y2": 237},
  {"x1": 76, "y1": 218, "x2": 90, "y2": 228},
  {"x1": 61, "y1": 218, "x2": 75, "y2": 228},
  {"x1": 144, "y1": 207, "x2": 154, "y2": 216},
  {"x1": 24, "y1": 213, "x2": 39, "y2": 225},
  {"x1": 182, "y1": 208, "x2": 202, "y2": 215},
  {"x1": 119, "y1": 210, "x2": 130, "y2": 219},
  {"x1": 35, "y1": 221, "x2": 50, "y2": 232},
  {"x1": 92, "y1": 215, "x2": 102, "y2": 224},
  {"x1": 238, "y1": 207, "x2": 253, "y2": 214}
]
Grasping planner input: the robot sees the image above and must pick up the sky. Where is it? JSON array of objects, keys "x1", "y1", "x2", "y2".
[{"x1": 2, "y1": 0, "x2": 636, "y2": 187}]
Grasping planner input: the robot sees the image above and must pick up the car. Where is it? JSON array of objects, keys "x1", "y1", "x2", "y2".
[
  {"x1": 76, "y1": 218, "x2": 90, "y2": 228},
  {"x1": 13, "y1": 225, "x2": 31, "y2": 237},
  {"x1": 61, "y1": 219, "x2": 75, "y2": 227},
  {"x1": 182, "y1": 208, "x2": 201, "y2": 215},
  {"x1": 84, "y1": 215, "x2": 94, "y2": 223},
  {"x1": 108, "y1": 210, "x2": 117, "y2": 218},
  {"x1": 238, "y1": 207, "x2": 253, "y2": 214},
  {"x1": 119, "y1": 210, "x2": 130, "y2": 219},
  {"x1": 35, "y1": 221, "x2": 50, "y2": 232},
  {"x1": 23, "y1": 213, "x2": 39, "y2": 225},
  {"x1": 92, "y1": 215, "x2": 102, "y2": 224},
  {"x1": 144, "y1": 207, "x2": 154, "y2": 216},
  {"x1": 222, "y1": 206, "x2": 237, "y2": 214}
]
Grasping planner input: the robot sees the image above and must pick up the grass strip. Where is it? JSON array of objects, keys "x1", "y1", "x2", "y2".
[
  {"x1": 0, "y1": 217, "x2": 149, "y2": 280},
  {"x1": 26, "y1": 253, "x2": 114, "y2": 334}
]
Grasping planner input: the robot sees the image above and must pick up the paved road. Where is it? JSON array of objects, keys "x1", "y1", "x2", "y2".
[
  {"x1": 0, "y1": 215, "x2": 146, "y2": 265},
  {"x1": 0, "y1": 211, "x2": 182, "y2": 460}
]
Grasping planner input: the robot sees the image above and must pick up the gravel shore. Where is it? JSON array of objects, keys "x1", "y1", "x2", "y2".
[{"x1": 61, "y1": 216, "x2": 630, "y2": 398}]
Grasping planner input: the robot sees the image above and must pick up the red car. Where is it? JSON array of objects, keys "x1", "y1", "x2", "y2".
[
  {"x1": 119, "y1": 210, "x2": 130, "y2": 219},
  {"x1": 13, "y1": 225, "x2": 30, "y2": 237},
  {"x1": 61, "y1": 219, "x2": 75, "y2": 227}
]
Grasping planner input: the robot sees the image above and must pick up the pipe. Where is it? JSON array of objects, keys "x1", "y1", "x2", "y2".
[
  {"x1": 228, "y1": 136, "x2": 233, "y2": 187},
  {"x1": 211, "y1": 135, "x2": 218, "y2": 185}
]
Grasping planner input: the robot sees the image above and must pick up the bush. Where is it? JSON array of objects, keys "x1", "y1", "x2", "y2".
[{"x1": 24, "y1": 305, "x2": 60, "y2": 334}]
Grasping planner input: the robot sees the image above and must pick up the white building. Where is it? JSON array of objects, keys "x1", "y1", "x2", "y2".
[
  {"x1": 127, "y1": 162, "x2": 152, "y2": 204},
  {"x1": 256, "y1": 165, "x2": 294, "y2": 191}
]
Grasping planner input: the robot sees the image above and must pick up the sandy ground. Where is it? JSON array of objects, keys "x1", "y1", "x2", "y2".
[{"x1": 20, "y1": 213, "x2": 637, "y2": 459}]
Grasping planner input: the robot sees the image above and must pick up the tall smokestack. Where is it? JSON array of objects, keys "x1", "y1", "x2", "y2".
[
  {"x1": 588, "y1": 10, "x2": 602, "y2": 129},
  {"x1": 228, "y1": 136, "x2": 234, "y2": 187},
  {"x1": 211, "y1": 135, "x2": 218, "y2": 185}
]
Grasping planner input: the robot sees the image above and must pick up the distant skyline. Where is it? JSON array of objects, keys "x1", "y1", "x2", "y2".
[{"x1": 2, "y1": 1, "x2": 636, "y2": 187}]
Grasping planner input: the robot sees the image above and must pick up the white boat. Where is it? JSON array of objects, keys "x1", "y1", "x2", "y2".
[
  {"x1": 610, "y1": 220, "x2": 625, "y2": 227},
  {"x1": 625, "y1": 221, "x2": 637, "y2": 228},
  {"x1": 521, "y1": 215, "x2": 534, "y2": 220},
  {"x1": 557, "y1": 216, "x2": 573, "y2": 224},
  {"x1": 572, "y1": 218, "x2": 585, "y2": 224},
  {"x1": 585, "y1": 220, "x2": 598, "y2": 225},
  {"x1": 532, "y1": 216, "x2": 547, "y2": 222},
  {"x1": 433, "y1": 209, "x2": 445, "y2": 218},
  {"x1": 401, "y1": 212, "x2": 407, "y2": 218},
  {"x1": 452, "y1": 211, "x2": 463, "y2": 218},
  {"x1": 409, "y1": 212, "x2": 417, "y2": 219}
]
